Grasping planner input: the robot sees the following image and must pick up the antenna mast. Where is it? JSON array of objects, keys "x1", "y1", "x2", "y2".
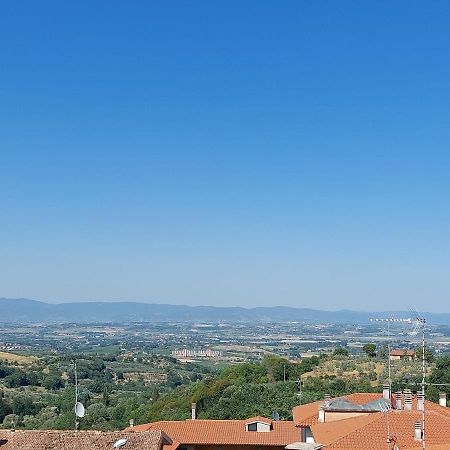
[
  {"x1": 419, "y1": 316, "x2": 426, "y2": 450},
  {"x1": 74, "y1": 361, "x2": 79, "y2": 432},
  {"x1": 370, "y1": 316, "x2": 417, "y2": 449}
]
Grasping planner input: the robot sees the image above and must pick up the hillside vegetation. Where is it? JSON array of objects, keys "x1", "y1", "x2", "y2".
[{"x1": 1, "y1": 351, "x2": 449, "y2": 430}]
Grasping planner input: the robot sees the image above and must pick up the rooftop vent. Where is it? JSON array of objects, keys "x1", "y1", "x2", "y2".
[
  {"x1": 318, "y1": 406, "x2": 325, "y2": 423},
  {"x1": 395, "y1": 391, "x2": 402, "y2": 410},
  {"x1": 414, "y1": 422, "x2": 422, "y2": 441},
  {"x1": 417, "y1": 391, "x2": 424, "y2": 412},
  {"x1": 404, "y1": 389, "x2": 412, "y2": 411},
  {"x1": 382, "y1": 382, "x2": 391, "y2": 400}
]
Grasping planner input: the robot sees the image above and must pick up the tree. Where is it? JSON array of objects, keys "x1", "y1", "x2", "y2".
[
  {"x1": 415, "y1": 346, "x2": 434, "y2": 364},
  {"x1": 363, "y1": 344, "x2": 377, "y2": 358},
  {"x1": 42, "y1": 374, "x2": 64, "y2": 391},
  {"x1": 0, "y1": 397, "x2": 12, "y2": 423},
  {"x1": 334, "y1": 347, "x2": 349, "y2": 357}
]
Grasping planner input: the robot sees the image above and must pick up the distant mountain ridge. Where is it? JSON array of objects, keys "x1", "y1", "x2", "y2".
[{"x1": 1, "y1": 298, "x2": 450, "y2": 325}]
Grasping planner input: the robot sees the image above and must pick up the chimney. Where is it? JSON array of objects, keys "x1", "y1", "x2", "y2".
[
  {"x1": 383, "y1": 382, "x2": 391, "y2": 400},
  {"x1": 404, "y1": 390, "x2": 412, "y2": 411},
  {"x1": 395, "y1": 391, "x2": 402, "y2": 410},
  {"x1": 129, "y1": 418, "x2": 134, "y2": 429},
  {"x1": 318, "y1": 405, "x2": 325, "y2": 423},
  {"x1": 324, "y1": 393, "x2": 331, "y2": 407},
  {"x1": 191, "y1": 402, "x2": 197, "y2": 420},
  {"x1": 414, "y1": 421, "x2": 422, "y2": 441},
  {"x1": 417, "y1": 391, "x2": 424, "y2": 411},
  {"x1": 439, "y1": 392, "x2": 447, "y2": 407}
]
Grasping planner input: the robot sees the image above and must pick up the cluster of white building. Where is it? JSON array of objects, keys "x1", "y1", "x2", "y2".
[{"x1": 171, "y1": 348, "x2": 222, "y2": 358}]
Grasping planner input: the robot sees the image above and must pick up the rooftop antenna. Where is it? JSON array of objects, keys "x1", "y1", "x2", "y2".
[
  {"x1": 296, "y1": 378, "x2": 303, "y2": 404},
  {"x1": 379, "y1": 400, "x2": 393, "y2": 450},
  {"x1": 73, "y1": 360, "x2": 85, "y2": 431},
  {"x1": 370, "y1": 316, "x2": 412, "y2": 397},
  {"x1": 370, "y1": 315, "x2": 417, "y2": 450},
  {"x1": 408, "y1": 309, "x2": 426, "y2": 450}
]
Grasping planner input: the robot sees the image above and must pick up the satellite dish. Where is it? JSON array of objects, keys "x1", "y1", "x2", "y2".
[
  {"x1": 113, "y1": 439, "x2": 127, "y2": 448},
  {"x1": 75, "y1": 402, "x2": 85, "y2": 418}
]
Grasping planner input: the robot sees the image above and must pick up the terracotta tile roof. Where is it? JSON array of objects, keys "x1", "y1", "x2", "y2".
[
  {"x1": 405, "y1": 446, "x2": 450, "y2": 450},
  {"x1": 297, "y1": 394, "x2": 450, "y2": 449},
  {"x1": 323, "y1": 409, "x2": 450, "y2": 449},
  {"x1": 390, "y1": 349, "x2": 416, "y2": 357},
  {"x1": 293, "y1": 394, "x2": 382, "y2": 426},
  {"x1": 244, "y1": 416, "x2": 273, "y2": 425},
  {"x1": 295, "y1": 393, "x2": 450, "y2": 449},
  {"x1": 292, "y1": 401, "x2": 323, "y2": 426},
  {"x1": 0, "y1": 430, "x2": 171, "y2": 450},
  {"x1": 127, "y1": 418, "x2": 300, "y2": 447},
  {"x1": 310, "y1": 413, "x2": 379, "y2": 444}
]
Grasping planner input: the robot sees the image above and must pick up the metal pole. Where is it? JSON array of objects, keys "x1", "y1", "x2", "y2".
[
  {"x1": 388, "y1": 320, "x2": 391, "y2": 397},
  {"x1": 74, "y1": 361, "x2": 79, "y2": 432},
  {"x1": 421, "y1": 320, "x2": 426, "y2": 450}
]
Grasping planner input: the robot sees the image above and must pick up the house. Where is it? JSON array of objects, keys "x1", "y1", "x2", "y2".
[
  {"x1": 389, "y1": 349, "x2": 416, "y2": 361},
  {"x1": 126, "y1": 415, "x2": 301, "y2": 450},
  {"x1": 292, "y1": 390, "x2": 450, "y2": 449},
  {"x1": 0, "y1": 430, "x2": 172, "y2": 450}
]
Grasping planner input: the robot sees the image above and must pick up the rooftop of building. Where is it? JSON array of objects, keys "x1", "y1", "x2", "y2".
[
  {"x1": 294, "y1": 392, "x2": 450, "y2": 449},
  {"x1": 127, "y1": 416, "x2": 299, "y2": 449},
  {"x1": 390, "y1": 349, "x2": 416, "y2": 356},
  {"x1": 0, "y1": 430, "x2": 172, "y2": 450}
]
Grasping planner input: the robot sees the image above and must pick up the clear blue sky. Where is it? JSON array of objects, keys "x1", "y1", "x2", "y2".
[{"x1": 1, "y1": 1, "x2": 450, "y2": 311}]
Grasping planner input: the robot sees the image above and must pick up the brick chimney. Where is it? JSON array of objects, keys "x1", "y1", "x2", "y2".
[
  {"x1": 414, "y1": 421, "x2": 422, "y2": 441},
  {"x1": 383, "y1": 382, "x2": 391, "y2": 400},
  {"x1": 191, "y1": 402, "x2": 197, "y2": 420},
  {"x1": 439, "y1": 392, "x2": 447, "y2": 407}
]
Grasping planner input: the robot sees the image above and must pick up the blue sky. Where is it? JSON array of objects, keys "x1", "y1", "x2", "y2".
[{"x1": 1, "y1": 1, "x2": 450, "y2": 311}]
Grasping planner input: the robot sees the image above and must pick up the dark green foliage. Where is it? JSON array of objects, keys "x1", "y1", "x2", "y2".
[
  {"x1": 1, "y1": 351, "x2": 449, "y2": 431},
  {"x1": 334, "y1": 347, "x2": 349, "y2": 357},
  {"x1": 362, "y1": 343, "x2": 377, "y2": 358},
  {"x1": 415, "y1": 346, "x2": 435, "y2": 364}
]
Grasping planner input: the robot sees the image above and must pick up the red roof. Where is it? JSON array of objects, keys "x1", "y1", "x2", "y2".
[
  {"x1": 323, "y1": 409, "x2": 450, "y2": 449},
  {"x1": 0, "y1": 430, "x2": 171, "y2": 450},
  {"x1": 127, "y1": 418, "x2": 300, "y2": 449},
  {"x1": 390, "y1": 349, "x2": 416, "y2": 357},
  {"x1": 244, "y1": 416, "x2": 273, "y2": 425},
  {"x1": 293, "y1": 393, "x2": 383, "y2": 426},
  {"x1": 294, "y1": 393, "x2": 450, "y2": 449}
]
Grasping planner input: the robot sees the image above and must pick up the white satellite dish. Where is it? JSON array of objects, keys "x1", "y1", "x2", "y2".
[
  {"x1": 75, "y1": 402, "x2": 85, "y2": 418},
  {"x1": 113, "y1": 439, "x2": 127, "y2": 448}
]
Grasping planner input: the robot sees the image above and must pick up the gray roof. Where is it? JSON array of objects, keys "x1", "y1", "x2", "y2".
[{"x1": 326, "y1": 397, "x2": 390, "y2": 412}]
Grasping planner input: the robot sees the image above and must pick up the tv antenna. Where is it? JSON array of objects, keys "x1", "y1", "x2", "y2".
[
  {"x1": 73, "y1": 361, "x2": 85, "y2": 431},
  {"x1": 295, "y1": 378, "x2": 303, "y2": 404},
  {"x1": 370, "y1": 314, "x2": 426, "y2": 450},
  {"x1": 370, "y1": 316, "x2": 412, "y2": 395},
  {"x1": 408, "y1": 309, "x2": 427, "y2": 450}
]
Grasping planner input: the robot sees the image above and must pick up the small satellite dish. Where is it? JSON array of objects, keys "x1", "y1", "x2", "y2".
[
  {"x1": 113, "y1": 438, "x2": 127, "y2": 448},
  {"x1": 75, "y1": 402, "x2": 85, "y2": 418}
]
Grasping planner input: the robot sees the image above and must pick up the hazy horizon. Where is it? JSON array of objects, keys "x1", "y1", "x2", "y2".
[
  {"x1": 1, "y1": 296, "x2": 448, "y2": 315},
  {"x1": 2, "y1": 2, "x2": 450, "y2": 312}
]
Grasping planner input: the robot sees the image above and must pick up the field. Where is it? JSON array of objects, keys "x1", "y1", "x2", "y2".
[{"x1": 0, "y1": 351, "x2": 38, "y2": 364}]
